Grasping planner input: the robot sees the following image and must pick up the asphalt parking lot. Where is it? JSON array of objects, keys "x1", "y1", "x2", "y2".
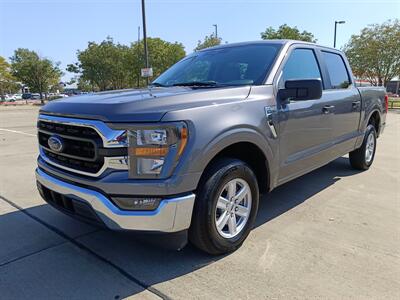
[{"x1": 0, "y1": 106, "x2": 399, "y2": 299}]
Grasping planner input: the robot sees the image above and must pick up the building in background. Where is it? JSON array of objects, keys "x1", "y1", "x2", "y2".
[{"x1": 386, "y1": 79, "x2": 400, "y2": 96}]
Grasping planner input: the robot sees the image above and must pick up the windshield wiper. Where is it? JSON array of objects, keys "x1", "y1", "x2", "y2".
[
  {"x1": 172, "y1": 81, "x2": 218, "y2": 87},
  {"x1": 150, "y1": 82, "x2": 167, "y2": 87}
]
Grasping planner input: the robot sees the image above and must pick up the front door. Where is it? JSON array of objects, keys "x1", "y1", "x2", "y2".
[{"x1": 276, "y1": 47, "x2": 335, "y2": 184}]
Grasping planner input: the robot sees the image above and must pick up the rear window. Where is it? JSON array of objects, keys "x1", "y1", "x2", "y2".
[{"x1": 322, "y1": 51, "x2": 351, "y2": 89}]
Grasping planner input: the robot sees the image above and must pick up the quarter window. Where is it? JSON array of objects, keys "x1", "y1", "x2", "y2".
[
  {"x1": 322, "y1": 51, "x2": 350, "y2": 89},
  {"x1": 281, "y1": 49, "x2": 322, "y2": 86}
]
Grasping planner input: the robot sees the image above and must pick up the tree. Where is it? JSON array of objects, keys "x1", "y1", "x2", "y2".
[
  {"x1": 261, "y1": 24, "x2": 316, "y2": 42},
  {"x1": 67, "y1": 75, "x2": 96, "y2": 92},
  {"x1": 67, "y1": 37, "x2": 131, "y2": 91},
  {"x1": 10, "y1": 49, "x2": 63, "y2": 103},
  {"x1": 77, "y1": 78, "x2": 97, "y2": 92},
  {"x1": 195, "y1": 34, "x2": 222, "y2": 51},
  {"x1": 68, "y1": 37, "x2": 185, "y2": 90},
  {"x1": 0, "y1": 56, "x2": 19, "y2": 100},
  {"x1": 130, "y1": 37, "x2": 186, "y2": 86},
  {"x1": 343, "y1": 19, "x2": 400, "y2": 86}
]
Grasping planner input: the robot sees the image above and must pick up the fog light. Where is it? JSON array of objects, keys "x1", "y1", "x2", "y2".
[{"x1": 112, "y1": 197, "x2": 161, "y2": 211}]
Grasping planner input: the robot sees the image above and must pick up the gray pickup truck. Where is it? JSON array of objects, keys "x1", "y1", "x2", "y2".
[{"x1": 36, "y1": 40, "x2": 387, "y2": 254}]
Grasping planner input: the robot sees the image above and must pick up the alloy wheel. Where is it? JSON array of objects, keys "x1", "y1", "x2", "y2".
[
  {"x1": 365, "y1": 133, "x2": 375, "y2": 163},
  {"x1": 215, "y1": 178, "x2": 252, "y2": 239}
]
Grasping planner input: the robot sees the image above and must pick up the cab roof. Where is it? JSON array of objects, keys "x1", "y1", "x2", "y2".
[{"x1": 200, "y1": 40, "x2": 341, "y2": 54}]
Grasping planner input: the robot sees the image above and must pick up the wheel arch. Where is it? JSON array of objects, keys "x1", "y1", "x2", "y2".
[
  {"x1": 367, "y1": 110, "x2": 381, "y2": 136},
  {"x1": 195, "y1": 129, "x2": 274, "y2": 193}
]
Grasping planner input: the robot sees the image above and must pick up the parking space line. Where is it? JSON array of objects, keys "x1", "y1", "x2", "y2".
[
  {"x1": 0, "y1": 128, "x2": 36, "y2": 137},
  {"x1": 0, "y1": 194, "x2": 170, "y2": 300}
]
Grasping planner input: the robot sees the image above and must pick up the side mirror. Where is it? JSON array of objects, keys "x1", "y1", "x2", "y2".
[{"x1": 278, "y1": 79, "x2": 322, "y2": 101}]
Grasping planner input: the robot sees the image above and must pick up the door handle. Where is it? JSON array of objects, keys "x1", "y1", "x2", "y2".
[{"x1": 322, "y1": 105, "x2": 335, "y2": 114}]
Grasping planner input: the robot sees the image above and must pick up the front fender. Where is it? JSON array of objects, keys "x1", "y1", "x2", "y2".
[
  {"x1": 188, "y1": 126, "x2": 277, "y2": 190},
  {"x1": 200, "y1": 127, "x2": 273, "y2": 168}
]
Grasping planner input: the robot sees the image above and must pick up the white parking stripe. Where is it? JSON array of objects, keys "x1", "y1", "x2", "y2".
[{"x1": 0, "y1": 128, "x2": 36, "y2": 137}]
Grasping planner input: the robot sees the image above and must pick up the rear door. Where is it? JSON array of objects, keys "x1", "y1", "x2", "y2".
[
  {"x1": 276, "y1": 46, "x2": 336, "y2": 184},
  {"x1": 319, "y1": 51, "x2": 362, "y2": 155}
]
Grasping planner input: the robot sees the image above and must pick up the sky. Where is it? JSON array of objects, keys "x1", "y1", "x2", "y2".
[{"x1": 1, "y1": 0, "x2": 399, "y2": 81}]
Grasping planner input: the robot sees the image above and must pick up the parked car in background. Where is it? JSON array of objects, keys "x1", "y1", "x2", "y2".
[
  {"x1": 13, "y1": 94, "x2": 23, "y2": 100},
  {"x1": 5, "y1": 94, "x2": 16, "y2": 102},
  {"x1": 22, "y1": 93, "x2": 32, "y2": 100},
  {"x1": 36, "y1": 40, "x2": 387, "y2": 254},
  {"x1": 32, "y1": 94, "x2": 41, "y2": 100}
]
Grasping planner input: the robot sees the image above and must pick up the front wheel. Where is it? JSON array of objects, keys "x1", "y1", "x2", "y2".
[
  {"x1": 349, "y1": 124, "x2": 377, "y2": 170},
  {"x1": 189, "y1": 158, "x2": 259, "y2": 255}
]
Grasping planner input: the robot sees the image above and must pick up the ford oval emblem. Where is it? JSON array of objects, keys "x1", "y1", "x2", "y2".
[{"x1": 48, "y1": 135, "x2": 64, "y2": 153}]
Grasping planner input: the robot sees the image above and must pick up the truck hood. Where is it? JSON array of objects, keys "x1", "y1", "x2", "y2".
[{"x1": 40, "y1": 86, "x2": 251, "y2": 122}]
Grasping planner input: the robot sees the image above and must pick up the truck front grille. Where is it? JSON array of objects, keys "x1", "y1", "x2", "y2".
[
  {"x1": 37, "y1": 117, "x2": 127, "y2": 176},
  {"x1": 38, "y1": 131, "x2": 97, "y2": 159},
  {"x1": 38, "y1": 120, "x2": 99, "y2": 139},
  {"x1": 43, "y1": 149, "x2": 104, "y2": 174}
]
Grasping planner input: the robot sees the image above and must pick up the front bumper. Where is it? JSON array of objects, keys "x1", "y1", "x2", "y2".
[{"x1": 36, "y1": 168, "x2": 195, "y2": 233}]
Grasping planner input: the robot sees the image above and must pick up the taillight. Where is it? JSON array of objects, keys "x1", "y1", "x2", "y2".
[{"x1": 384, "y1": 95, "x2": 388, "y2": 112}]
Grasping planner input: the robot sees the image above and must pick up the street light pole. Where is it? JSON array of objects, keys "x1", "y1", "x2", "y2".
[
  {"x1": 141, "y1": 0, "x2": 149, "y2": 85},
  {"x1": 334, "y1": 20, "x2": 345, "y2": 48},
  {"x1": 137, "y1": 26, "x2": 140, "y2": 88},
  {"x1": 213, "y1": 24, "x2": 218, "y2": 39}
]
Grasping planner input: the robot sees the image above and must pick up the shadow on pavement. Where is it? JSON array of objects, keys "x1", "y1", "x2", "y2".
[
  {"x1": 255, "y1": 156, "x2": 359, "y2": 228},
  {"x1": 0, "y1": 156, "x2": 361, "y2": 298}
]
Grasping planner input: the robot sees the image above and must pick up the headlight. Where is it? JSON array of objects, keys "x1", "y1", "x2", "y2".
[
  {"x1": 127, "y1": 123, "x2": 188, "y2": 178},
  {"x1": 136, "y1": 158, "x2": 165, "y2": 175},
  {"x1": 137, "y1": 129, "x2": 167, "y2": 145}
]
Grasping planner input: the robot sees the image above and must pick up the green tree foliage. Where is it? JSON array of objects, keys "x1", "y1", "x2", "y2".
[
  {"x1": 70, "y1": 76, "x2": 96, "y2": 92},
  {"x1": 130, "y1": 38, "x2": 186, "y2": 86},
  {"x1": 261, "y1": 24, "x2": 316, "y2": 42},
  {"x1": 68, "y1": 37, "x2": 185, "y2": 91},
  {"x1": 67, "y1": 37, "x2": 131, "y2": 91},
  {"x1": 0, "y1": 56, "x2": 19, "y2": 100},
  {"x1": 66, "y1": 76, "x2": 97, "y2": 92},
  {"x1": 195, "y1": 34, "x2": 222, "y2": 51},
  {"x1": 10, "y1": 49, "x2": 63, "y2": 102},
  {"x1": 343, "y1": 19, "x2": 400, "y2": 86}
]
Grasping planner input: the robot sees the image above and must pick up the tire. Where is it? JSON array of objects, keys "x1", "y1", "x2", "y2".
[
  {"x1": 349, "y1": 124, "x2": 377, "y2": 170},
  {"x1": 189, "y1": 158, "x2": 259, "y2": 255}
]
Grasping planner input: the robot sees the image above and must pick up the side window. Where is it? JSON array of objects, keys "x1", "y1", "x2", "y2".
[
  {"x1": 322, "y1": 51, "x2": 350, "y2": 89},
  {"x1": 280, "y1": 48, "x2": 322, "y2": 87}
]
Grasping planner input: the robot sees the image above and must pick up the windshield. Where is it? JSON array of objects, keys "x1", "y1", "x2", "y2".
[{"x1": 152, "y1": 44, "x2": 282, "y2": 87}]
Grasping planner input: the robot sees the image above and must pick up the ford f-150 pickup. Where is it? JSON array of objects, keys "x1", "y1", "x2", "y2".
[{"x1": 36, "y1": 40, "x2": 387, "y2": 254}]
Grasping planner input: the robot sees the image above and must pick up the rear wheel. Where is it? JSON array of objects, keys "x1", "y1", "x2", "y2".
[
  {"x1": 349, "y1": 124, "x2": 377, "y2": 170},
  {"x1": 189, "y1": 158, "x2": 259, "y2": 255}
]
